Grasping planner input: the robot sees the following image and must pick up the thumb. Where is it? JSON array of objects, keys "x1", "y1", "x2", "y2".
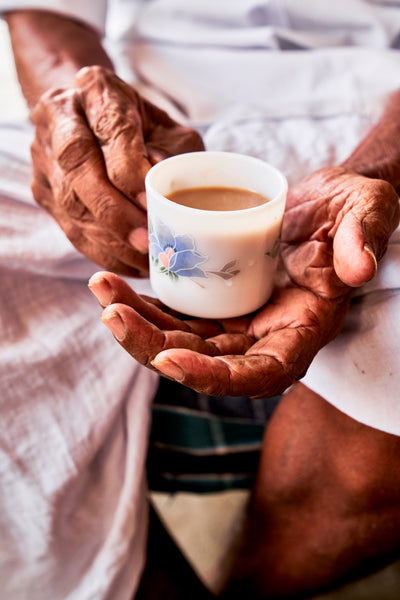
[
  {"x1": 333, "y1": 179, "x2": 399, "y2": 287},
  {"x1": 333, "y1": 211, "x2": 378, "y2": 287}
]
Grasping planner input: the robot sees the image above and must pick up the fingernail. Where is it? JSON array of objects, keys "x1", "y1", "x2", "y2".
[
  {"x1": 151, "y1": 357, "x2": 184, "y2": 381},
  {"x1": 88, "y1": 277, "x2": 113, "y2": 306},
  {"x1": 137, "y1": 191, "x2": 147, "y2": 209},
  {"x1": 364, "y1": 243, "x2": 378, "y2": 280},
  {"x1": 129, "y1": 227, "x2": 149, "y2": 253},
  {"x1": 101, "y1": 311, "x2": 126, "y2": 341}
]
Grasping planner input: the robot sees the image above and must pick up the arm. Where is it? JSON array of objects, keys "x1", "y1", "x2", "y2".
[
  {"x1": 88, "y1": 91, "x2": 400, "y2": 397},
  {"x1": 4, "y1": 9, "x2": 113, "y2": 110},
  {"x1": 343, "y1": 89, "x2": 400, "y2": 193},
  {"x1": 4, "y1": 9, "x2": 203, "y2": 275}
]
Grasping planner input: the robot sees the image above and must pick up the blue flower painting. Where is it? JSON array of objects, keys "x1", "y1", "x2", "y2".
[{"x1": 149, "y1": 219, "x2": 207, "y2": 280}]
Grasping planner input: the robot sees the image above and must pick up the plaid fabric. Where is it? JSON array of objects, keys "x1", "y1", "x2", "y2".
[{"x1": 147, "y1": 378, "x2": 282, "y2": 494}]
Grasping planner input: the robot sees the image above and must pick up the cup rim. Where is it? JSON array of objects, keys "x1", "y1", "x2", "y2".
[{"x1": 145, "y1": 151, "x2": 288, "y2": 216}]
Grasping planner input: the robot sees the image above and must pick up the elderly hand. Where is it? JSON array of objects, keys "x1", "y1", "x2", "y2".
[
  {"x1": 31, "y1": 65, "x2": 204, "y2": 276},
  {"x1": 89, "y1": 166, "x2": 399, "y2": 398}
]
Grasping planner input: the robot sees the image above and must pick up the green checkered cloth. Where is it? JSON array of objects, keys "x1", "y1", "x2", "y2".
[{"x1": 147, "y1": 378, "x2": 281, "y2": 494}]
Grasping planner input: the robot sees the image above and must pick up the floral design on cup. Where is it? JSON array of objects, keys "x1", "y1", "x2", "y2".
[
  {"x1": 207, "y1": 259, "x2": 240, "y2": 281},
  {"x1": 265, "y1": 235, "x2": 281, "y2": 259},
  {"x1": 149, "y1": 219, "x2": 279, "y2": 284},
  {"x1": 149, "y1": 219, "x2": 207, "y2": 280}
]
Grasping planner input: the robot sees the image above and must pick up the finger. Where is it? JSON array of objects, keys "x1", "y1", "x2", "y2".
[
  {"x1": 151, "y1": 323, "x2": 324, "y2": 397},
  {"x1": 42, "y1": 87, "x2": 148, "y2": 247},
  {"x1": 141, "y1": 96, "x2": 205, "y2": 158},
  {"x1": 151, "y1": 293, "x2": 347, "y2": 397},
  {"x1": 64, "y1": 224, "x2": 148, "y2": 276},
  {"x1": 89, "y1": 271, "x2": 223, "y2": 336},
  {"x1": 32, "y1": 179, "x2": 147, "y2": 275},
  {"x1": 205, "y1": 333, "x2": 254, "y2": 355},
  {"x1": 146, "y1": 121, "x2": 205, "y2": 160},
  {"x1": 182, "y1": 319, "x2": 224, "y2": 338},
  {"x1": 358, "y1": 180, "x2": 400, "y2": 260},
  {"x1": 89, "y1": 271, "x2": 191, "y2": 330},
  {"x1": 76, "y1": 66, "x2": 151, "y2": 206},
  {"x1": 81, "y1": 223, "x2": 149, "y2": 273},
  {"x1": 64, "y1": 146, "x2": 148, "y2": 249},
  {"x1": 100, "y1": 304, "x2": 218, "y2": 367},
  {"x1": 334, "y1": 179, "x2": 399, "y2": 287},
  {"x1": 333, "y1": 211, "x2": 377, "y2": 287},
  {"x1": 151, "y1": 349, "x2": 293, "y2": 397},
  {"x1": 31, "y1": 125, "x2": 94, "y2": 224},
  {"x1": 31, "y1": 176, "x2": 55, "y2": 214}
]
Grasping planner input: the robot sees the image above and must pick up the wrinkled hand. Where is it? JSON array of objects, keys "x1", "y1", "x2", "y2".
[
  {"x1": 89, "y1": 166, "x2": 399, "y2": 398},
  {"x1": 31, "y1": 65, "x2": 204, "y2": 275}
]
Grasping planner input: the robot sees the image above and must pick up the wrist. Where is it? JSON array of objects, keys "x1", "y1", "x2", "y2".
[
  {"x1": 341, "y1": 91, "x2": 400, "y2": 192},
  {"x1": 341, "y1": 128, "x2": 400, "y2": 191}
]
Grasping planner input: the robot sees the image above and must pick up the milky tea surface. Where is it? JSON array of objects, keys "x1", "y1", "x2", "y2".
[{"x1": 167, "y1": 186, "x2": 270, "y2": 211}]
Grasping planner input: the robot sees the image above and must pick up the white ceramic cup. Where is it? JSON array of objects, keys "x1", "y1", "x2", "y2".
[{"x1": 145, "y1": 151, "x2": 287, "y2": 318}]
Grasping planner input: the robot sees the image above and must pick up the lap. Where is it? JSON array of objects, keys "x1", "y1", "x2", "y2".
[{"x1": 147, "y1": 377, "x2": 281, "y2": 494}]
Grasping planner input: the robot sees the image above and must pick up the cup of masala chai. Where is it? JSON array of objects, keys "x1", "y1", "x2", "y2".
[{"x1": 145, "y1": 151, "x2": 287, "y2": 318}]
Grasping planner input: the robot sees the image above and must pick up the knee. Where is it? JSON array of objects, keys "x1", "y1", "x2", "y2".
[
  {"x1": 225, "y1": 387, "x2": 400, "y2": 598},
  {"x1": 252, "y1": 388, "x2": 400, "y2": 519},
  {"x1": 330, "y1": 427, "x2": 400, "y2": 514},
  {"x1": 251, "y1": 426, "x2": 400, "y2": 522}
]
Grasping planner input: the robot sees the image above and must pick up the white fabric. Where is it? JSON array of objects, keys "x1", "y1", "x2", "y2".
[
  {"x1": 0, "y1": 120, "x2": 159, "y2": 600},
  {"x1": 104, "y1": 0, "x2": 400, "y2": 124},
  {"x1": 0, "y1": 0, "x2": 108, "y2": 33},
  {"x1": 1, "y1": 1, "x2": 400, "y2": 599}
]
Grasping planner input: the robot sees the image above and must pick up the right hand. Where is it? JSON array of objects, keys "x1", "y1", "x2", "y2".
[
  {"x1": 89, "y1": 167, "x2": 399, "y2": 398},
  {"x1": 30, "y1": 66, "x2": 204, "y2": 276}
]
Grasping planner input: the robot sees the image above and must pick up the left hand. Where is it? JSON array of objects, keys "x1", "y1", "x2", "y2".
[
  {"x1": 31, "y1": 66, "x2": 204, "y2": 276},
  {"x1": 89, "y1": 166, "x2": 399, "y2": 398}
]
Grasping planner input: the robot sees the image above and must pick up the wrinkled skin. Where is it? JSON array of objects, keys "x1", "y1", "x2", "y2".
[
  {"x1": 89, "y1": 166, "x2": 399, "y2": 398},
  {"x1": 31, "y1": 65, "x2": 204, "y2": 276}
]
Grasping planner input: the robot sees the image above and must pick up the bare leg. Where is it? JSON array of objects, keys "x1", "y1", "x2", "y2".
[{"x1": 223, "y1": 383, "x2": 400, "y2": 598}]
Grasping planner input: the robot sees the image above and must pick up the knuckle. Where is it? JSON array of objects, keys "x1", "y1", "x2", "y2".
[
  {"x1": 76, "y1": 71, "x2": 138, "y2": 144},
  {"x1": 75, "y1": 64, "x2": 110, "y2": 85},
  {"x1": 62, "y1": 220, "x2": 84, "y2": 247},
  {"x1": 372, "y1": 178, "x2": 396, "y2": 201},
  {"x1": 43, "y1": 87, "x2": 73, "y2": 106},
  {"x1": 33, "y1": 88, "x2": 79, "y2": 124},
  {"x1": 30, "y1": 138, "x2": 41, "y2": 159},
  {"x1": 60, "y1": 190, "x2": 90, "y2": 220},
  {"x1": 31, "y1": 181, "x2": 51, "y2": 209},
  {"x1": 92, "y1": 109, "x2": 128, "y2": 143},
  {"x1": 55, "y1": 133, "x2": 95, "y2": 172},
  {"x1": 92, "y1": 194, "x2": 120, "y2": 228},
  {"x1": 92, "y1": 98, "x2": 141, "y2": 145},
  {"x1": 32, "y1": 88, "x2": 93, "y2": 174},
  {"x1": 31, "y1": 166, "x2": 51, "y2": 191}
]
